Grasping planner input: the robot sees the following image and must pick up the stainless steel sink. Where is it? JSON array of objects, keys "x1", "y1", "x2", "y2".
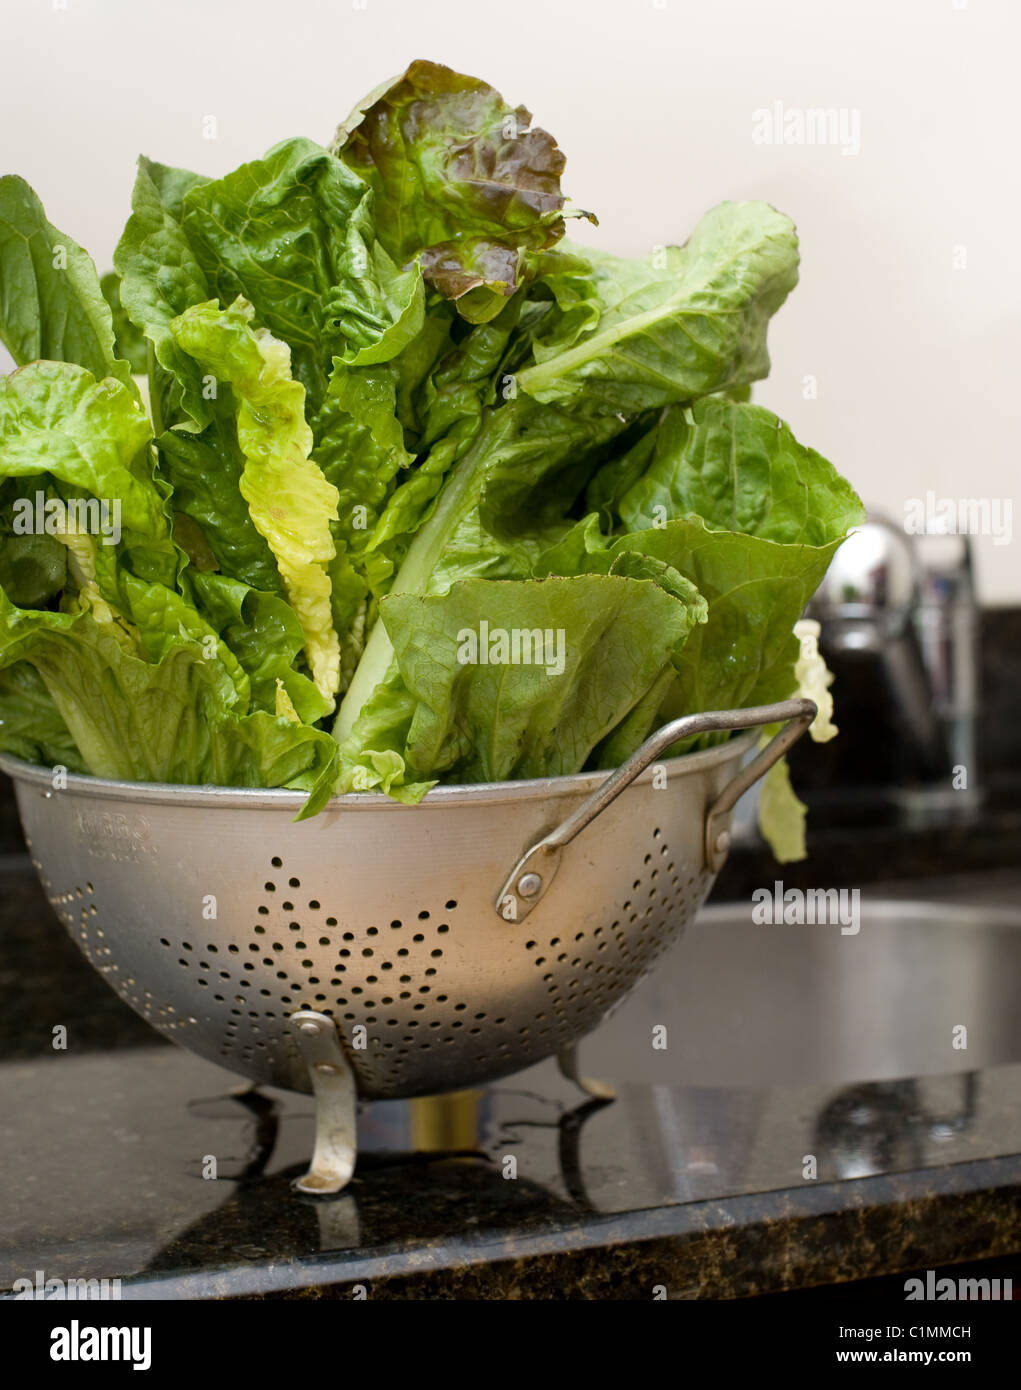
[{"x1": 579, "y1": 898, "x2": 1021, "y2": 1086}]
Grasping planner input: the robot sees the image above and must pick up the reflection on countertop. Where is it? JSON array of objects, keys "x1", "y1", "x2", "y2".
[{"x1": 2, "y1": 1042, "x2": 1021, "y2": 1299}]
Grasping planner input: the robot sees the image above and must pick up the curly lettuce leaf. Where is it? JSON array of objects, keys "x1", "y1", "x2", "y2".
[
  {"x1": 755, "y1": 620, "x2": 840, "y2": 863},
  {"x1": 0, "y1": 591, "x2": 336, "y2": 814},
  {"x1": 331, "y1": 59, "x2": 571, "y2": 320},
  {"x1": 192, "y1": 571, "x2": 329, "y2": 724},
  {"x1": 793, "y1": 617, "x2": 837, "y2": 741},
  {"x1": 0, "y1": 361, "x2": 165, "y2": 537},
  {"x1": 175, "y1": 138, "x2": 367, "y2": 412},
  {"x1": 170, "y1": 298, "x2": 342, "y2": 709}
]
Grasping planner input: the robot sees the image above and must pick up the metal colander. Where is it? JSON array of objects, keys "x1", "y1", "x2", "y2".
[{"x1": 2, "y1": 698, "x2": 813, "y2": 1192}]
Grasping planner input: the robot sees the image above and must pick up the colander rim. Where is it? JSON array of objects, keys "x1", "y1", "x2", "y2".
[{"x1": 0, "y1": 728, "x2": 757, "y2": 812}]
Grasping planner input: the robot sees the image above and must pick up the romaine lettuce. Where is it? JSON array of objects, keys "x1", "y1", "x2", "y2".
[{"x1": 0, "y1": 59, "x2": 863, "y2": 839}]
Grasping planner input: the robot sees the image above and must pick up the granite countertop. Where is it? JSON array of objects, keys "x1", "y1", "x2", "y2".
[
  {"x1": 2, "y1": 858, "x2": 1020, "y2": 1299},
  {"x1": 4, "y1": 1044, "x2": 1021, "y2": 1300}
]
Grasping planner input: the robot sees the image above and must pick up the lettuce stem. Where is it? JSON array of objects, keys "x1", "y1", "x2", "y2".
[{"x1": 331, "y1": 414, "x2": 494, "y2": 742}]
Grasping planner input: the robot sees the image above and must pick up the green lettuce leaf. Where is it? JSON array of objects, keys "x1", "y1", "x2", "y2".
[
  {"x1": 331, "y1": 663, "x2": 434, "y2": 801},
  {"x1": 351, "y1": 295, "x2": 529, "y2": 595},
  {"x1": 117, "y1": 570, "x2": 250, "y2": 709},
  {"x1": 527, "y1": 246, "x2": 604, "y2": 359},
  {"x1": 0, "y1": 591, "x2": 336, "y2": 815},
  {"x1": 0, "y1": 531, "x2": 68, "y2": 609},
  {"x1": 191, "y1": 571, "x2": 329, "y2": 724},
  {"x1": 608, "y1": 397, "x2": 864, "y2": 543},
  {"x1": 540, "y1": 513, "x2": 850, "y2": 727},
  {"x1": 334, "y1": 394, "x2": 629, "y2": 741},
  {"x1": 112, "y1": 157, "x2": 212, "y2": 429},
  {"x1": 0, "y1": 661, "x2": 85, "y2": 771},
  {"x1": 313, "y1": 359, "x2": 413, "y2": 585},
  {"x1": 516, "y1": 203, "x2": 799, "y2": 413},
  {"x1": 115, "y1": 144, "x2": 428, "y2": 420},
  {"x1": 156, "y1": 411, "x2": 284, "y2": 594},
  {"x1": 326, "y1": 193, "x2": 426, "y2": 367},
  {"x1": 0, "y1": 361, "x2": 162, "y2": 537},
  {"x1": 337, "y1": 572, "x2": 706, "y2": 795},
  {"x1": 100, "y1": 272, "x2": 148, "y2": 375},
  {"x1": 170, "y1": 298, "x2": 342, "y2": 709},
  {"x1": 176, "y1": 138, "x2": 367, "y2": 412},
  {"x1": 541, "y1": 399, "x2": 865, "y2": 737},
  {"x1": 0, "y1": 176, "x2": 137, "y2": 396},
  {"x1": 757, "y1": 749, "x2": 808, "y2": 864}
]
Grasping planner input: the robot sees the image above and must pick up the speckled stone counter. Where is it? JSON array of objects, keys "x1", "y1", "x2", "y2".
[
  {"x1": 2, "y1": 1041, "x2": 1020, "y2": 1299},
  {"x1": 2, "y1": 862, "x2": 1020, "y2": 1300}
]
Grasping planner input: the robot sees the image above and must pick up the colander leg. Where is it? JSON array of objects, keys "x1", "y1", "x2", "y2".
[
  {"x1": 289, "y1": 1010, "x2": 358, "y2": 1195},
  {"x1": 557, "y1": 1044, "x2": 615, "y2": 1102}
]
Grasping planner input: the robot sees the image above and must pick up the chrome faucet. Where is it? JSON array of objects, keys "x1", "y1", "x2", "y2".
[{"x1": 809, "y1": 514, "x2": 981, "y2": 814}]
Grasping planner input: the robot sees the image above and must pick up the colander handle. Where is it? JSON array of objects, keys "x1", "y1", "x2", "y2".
[{"x1": 495, "y1": 698, "x2": 817, "y2": 921}]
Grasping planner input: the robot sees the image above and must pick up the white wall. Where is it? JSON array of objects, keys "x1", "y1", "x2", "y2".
[{"x1": 2, "y1": 0, "x2": 1017, "y2": 600}]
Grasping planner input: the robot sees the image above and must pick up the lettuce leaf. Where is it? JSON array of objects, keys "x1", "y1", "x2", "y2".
[
  {"x1": 0, "y1": 361, "x2": 161, "y2": 537},
  {"x1": 516, "y1": 203, "x2": 799, "y2": 414},
  {"x1": 156, "y1": 412, "x2": 284, "y2": 594},
  {"x1": 169, "y1": 298, "x2": 342, "y2": 709},
  {"x1": 333, "y1": 393, "x2": 629, "y2": 741},
  {"x1": 331, "y1": 59, "x2": 572, "y2": 321},
  {"x1": 757, "y1": 751, "x2": 809, "y2": 864},
  {"x1": 0, "y1": 532, "x2": 67, "y2": 609},
  {"x1": 191, "y1": 571, "x2": 329, "y2": 724},
  {"x1": 0, "y1": 591, "x2": 336, "y2": 813},
  {"x1": 541, "y1": 513, "x2": 851, "y2": 729},
  {"x1": 607, "y1": 397, "x2": 864, "y2": 544},
  {"x1": 112, "y1": 157, "x2": 212, "y2": 430},
  {"x1": 326, "y1": 194, "x2": 426, "y2": 367},
  {"x1": 755, "y1": 619, "x2": 839, "y2": 863},
  {"x1": 100, "y1": 273, "x2": 148, "y2": 375},
  {"x1": 176, "y1": 138, "x2": 367, "y2": 412},
  {"x1": 540, "y1": 400, "x2": 864, "y2": 735},
  {"x1": 0, "y1": 661, "x2": 85, "y2": 771},
  {"x1": 342, "y1": 294, "x2": 529, "y2": 597},
  {"x1": 0, "y1": 176, "x2": 137, "y2": 397},
  {"x1": 337, "y1": 572, "x2": 706, "y2": 795}
]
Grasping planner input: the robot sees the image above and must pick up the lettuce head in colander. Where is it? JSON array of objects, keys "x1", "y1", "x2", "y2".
[{"x1": 0, "y1": 58, "x2": 862, "y2": 850}]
